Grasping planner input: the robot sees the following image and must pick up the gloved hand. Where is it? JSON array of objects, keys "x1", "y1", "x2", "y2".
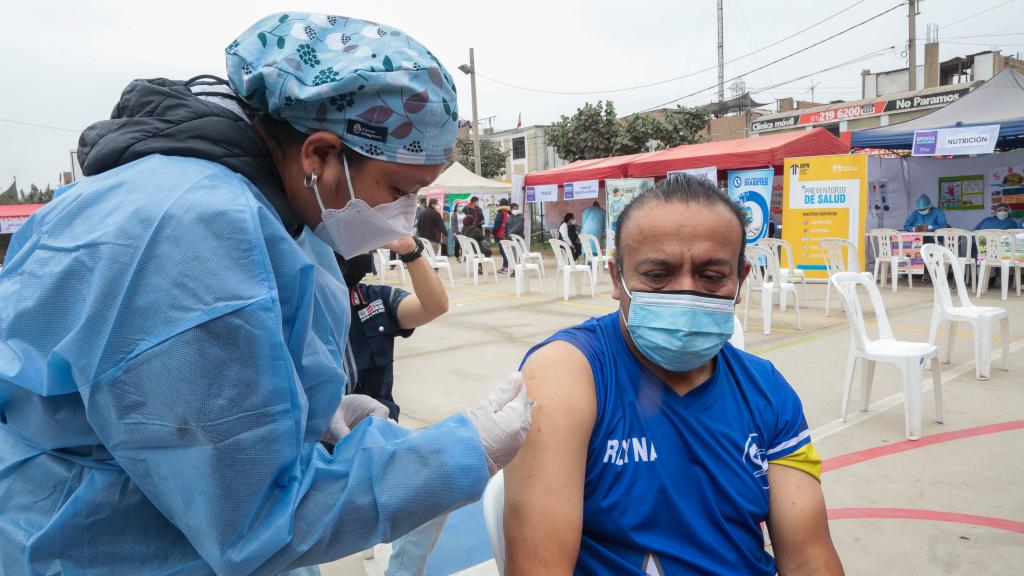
[
  {"x1": 322, "y1": 394, "x2": 390, "y2": 446},
  {"x1": 464, "y1": 372, "x2": 533, "y2": 475}
]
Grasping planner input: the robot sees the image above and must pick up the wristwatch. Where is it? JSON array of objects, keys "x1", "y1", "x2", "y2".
[{"x1": 398, "y1": 238, "x2": 424, "y2": 263}]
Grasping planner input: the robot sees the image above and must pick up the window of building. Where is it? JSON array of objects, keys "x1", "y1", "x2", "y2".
[{"x1": 512, "y1": 136, "x2": 526, "y2": 160}]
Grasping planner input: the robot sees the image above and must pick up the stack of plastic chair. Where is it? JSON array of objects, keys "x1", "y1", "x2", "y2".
[
  {"x1": 866, "y1": 229, "x2": 912, "y2": 293},
  {"x1": 416, "y1": 237, "x2": 455, "y2": 289},
  {"x1": 820, "y1": 238, "x2": 872, "y2": 316},
  {"x1": 921, "y1": 244, "x2": 1010, "y2": 381},
  {"x1": 729, "y1": 314, "x2": 745, "y2": 351},
  {"x1": 756, "y1": 238, "x2": 807, "y2": 300},
  {"x1": 500, "y1": 239, "x2": 543, "y2": 297},
  {"x1": 830, "y1": 271, "x2": 943, "y2": 440},
  {"x1": 935, "y1": 228, "x2": 976, "y2": 291},
  {"x1": 549, "y1": 239, "x2": 595, "y2": 301},
  {"x1": 579, "y1": 232, "x2": 613, "y2": 284},
  {"x1": 482, "y1": 470, "x2": 506, "y2": 574},
  {"x1": 975, "y1": 230, "x2": 1020, "y2": 301},
  {"x1": 374, "y1": 248, "x2": 406, "y2": 284},
  {"x1": 743, "y1": 245, "x2": 802, "y2": 335},
  {"x1": 465, "y1": 236, "x2": 498, "y2": 285}
]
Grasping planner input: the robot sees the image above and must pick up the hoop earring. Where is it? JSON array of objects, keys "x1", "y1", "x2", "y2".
[{"x1": 304, "y1": 171, "x2": 318, "y2": 190}]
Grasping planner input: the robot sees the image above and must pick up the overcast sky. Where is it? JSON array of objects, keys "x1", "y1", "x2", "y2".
[{"x1": 1, "y1": 0, "x2": 1020, "y2": 188}]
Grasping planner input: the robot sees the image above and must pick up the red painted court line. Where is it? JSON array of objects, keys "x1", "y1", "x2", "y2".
[
  {"x1": 822, "y1": 420, "x2": 1024, "y2": 473},
  {"x1": 827, "y1": 508, "x2": 1024, "y2": 534}
]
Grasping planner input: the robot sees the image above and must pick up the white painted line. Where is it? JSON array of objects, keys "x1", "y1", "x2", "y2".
[{"x1": 811, "y1": 340, "x2": 1023, "y2": 442}]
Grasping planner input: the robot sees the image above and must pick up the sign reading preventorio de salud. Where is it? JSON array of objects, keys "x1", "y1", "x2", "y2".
[{"x1": 750, "y1": 87, "x2": 971, "y2": 133}]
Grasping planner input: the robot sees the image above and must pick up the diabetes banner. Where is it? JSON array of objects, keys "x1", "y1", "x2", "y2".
[
  {"x1": 783, "y1": 155, "x2": 867, "y2": 280},
  {"x1": 728, "y1": 168, "x2": 774, "y2": 244}
]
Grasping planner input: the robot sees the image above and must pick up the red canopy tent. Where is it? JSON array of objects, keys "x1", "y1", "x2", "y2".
[
  {"x1": 626, "y1": 128, "x2": 849, "y2": 178},
  {"x1": 0, "y1": 204, "x2": 46, "y2": 234},
  {"x1": 523, "y1": 152, "x2": 658, "y2": 187}
]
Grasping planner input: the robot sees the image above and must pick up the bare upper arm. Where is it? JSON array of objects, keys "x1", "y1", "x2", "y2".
[
  {"x1": 503, "y1": 340, "x2": 597, "y2": 576},
  {"x1": 766, "y1": 463, "x2": 844, "y2": 575}
]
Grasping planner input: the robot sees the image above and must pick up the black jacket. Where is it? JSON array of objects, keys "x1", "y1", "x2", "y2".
[{"x1": 78, "y1": 77, "x2": 300, "y2": 237}]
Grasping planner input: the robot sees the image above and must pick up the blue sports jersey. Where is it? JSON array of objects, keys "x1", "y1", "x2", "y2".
[{"x1": 523, "y1": 312, "x2": 813, "y2": 575}]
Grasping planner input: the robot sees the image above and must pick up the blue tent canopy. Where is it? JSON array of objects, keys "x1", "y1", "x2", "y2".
[{"x1": 851, "y1": 67, "x2": 1024, "y2": 151}]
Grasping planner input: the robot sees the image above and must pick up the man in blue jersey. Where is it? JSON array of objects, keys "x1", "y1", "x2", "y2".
[{"x1": 504, "y1": 174, "x2": 843, "y2": 575}]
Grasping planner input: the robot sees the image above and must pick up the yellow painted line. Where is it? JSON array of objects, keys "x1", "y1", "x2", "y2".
[{"x1": 450, "y1": 286, "x2": 618, "y2": 312}]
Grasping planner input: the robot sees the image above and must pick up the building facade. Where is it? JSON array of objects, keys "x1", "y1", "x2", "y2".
[{"x1": 480, "y1": 125, "x2": 566, "y2": 176}]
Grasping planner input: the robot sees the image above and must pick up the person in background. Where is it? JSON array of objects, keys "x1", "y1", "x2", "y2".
[
  {"x1": 0, "y1": 12, "x2": 532, "y2": 574},
  {"x1": 414, "y1": 196, "x2": 428, "y2": 235},
  {"x1": 559, "y1": 212, "x2": 582, "y2": 261},
  {"x1": 493, "y1": 198, "x2": 512, "y2": 273},
  {"x1": 903, "y1": 194, "x2": 948, "y2": 283},
  {"x1": 469, "y1": 195, "x2": 486, "y2": 228},
  {"x1": 509, "y1": 202, "x2": 525, "y2": 240},
  {"x1": 449, "y1": 202, "x2": 463, "y2": 262},
  {"x1": 903, "y1": 194, "x2": 948, "y2": 232},
  {"x1": 974, "y1": 202, "x2": 1019, "y2": 231},
  {"x1": 334, "y1": 237, "x2": 451, "y2": 576},
  {"x1": 581, "y1": 200, "x2": 607, "y2": 255},
  {"x1": 503, "y1": 174, "x2": 842, "y2": 575},
  {"x1": 609, "y1": 187, "x2": 625, "y2": 232},
  {"x1": 417, "y1": 197, "x2": 447, "y2": 255}
]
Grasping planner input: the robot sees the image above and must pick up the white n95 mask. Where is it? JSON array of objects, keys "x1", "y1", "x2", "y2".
[{"x1": 310, "y1": 154, "x2": 417, "y2": 258}]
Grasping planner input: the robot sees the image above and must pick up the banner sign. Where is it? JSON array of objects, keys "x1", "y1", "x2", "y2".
[
  {"x1": 988, "y1": 165, "x2": 1024, "y2": 219},
  {"x1": 525, "y1": 183, "x2": 558, "y2": 203},
  {"x1": 728, "y1": 168, "x2": 774, "y2": 244},
  {"x1": 892, "y1": 233, "x2": 926, "y2": 274},
  {"x1": 605, "y1": 178, "x2": 655, "y2": 252},
  {"x1": 751, "y1": 87, "x2": 972, "y2": 132},
  {"x1": 912, "y1": 125, "x2": 1000, "y2": 156},
  {"x1": 667, "y1": 166, "x2": 717, "y2": 182},
  {"x1": 0, "y1": 218, "x2": 27, "y2": 234},
  {"x1": 564, "y1": 179, "x2": 599, "y2": 200},
  {"x1": 782, "y1": 154, "x2": 868, "y2": 280}
]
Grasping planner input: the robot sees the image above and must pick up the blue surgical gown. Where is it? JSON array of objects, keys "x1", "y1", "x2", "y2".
[
  {"x1": 973, "y1": 215, "x2": 1020, "y2": 230},
  {"x1": 0, "y1": 154, "x2": 489, "y2": 575},
  {"x1": 903, "y1": 208, "x2": 949, "y2": 231}
]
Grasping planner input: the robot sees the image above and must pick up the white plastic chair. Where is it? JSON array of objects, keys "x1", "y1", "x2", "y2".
[
  {"x1": 743, "y1": 245, "x2": 802, "y2": 335},
  {"x1": 935, "y1": 228, "x2": 976, "y2": 291},
  {"x1": 416, "y1": 237, "x2": 455, "y2": 289},
  {"x1": 975, "y1": 230, "x2": 1020, "y2": 301},
  {"x1": 820, "y1": 238, "x2": 872, "y2": 316},
  {"x1": 922, "y1": 244, "x2": 1010, "y2": 381},
  {"x1": 456, "y1": 234, "x2": 498, "y2": 285},
  {"x1": 549, "y1": 239, "x2": 595, "y2": 301},
  {"x1": 482, "y1": 470, "x2": 506, "y2": 574},
  {"x1": 510, "y1": 233, "x2": 545, "y2": 277},
  {"x1": 579, "y1": 232, "x2": 613, "y2": 285},
  {"x1": 830, "y1": 271, "x2": 943, "y2": 440},
  {"x1": 374, "y1": 248, "x2": 406, "y2": 284},
  {"x1": 866, "y1": 229, "x2": 912, "y2": 293},
  {"x1": 756, "y1": 238, "x2": 807, "y2": 302},
  {"x1": 500, "y1": 239, "x2": 543, "y2": 297},
  {"x1": 729, "y1": 314, "x2": 745, "y2": 351}
]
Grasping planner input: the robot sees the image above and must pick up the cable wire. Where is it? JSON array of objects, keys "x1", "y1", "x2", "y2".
[
  {"x1": 475, "y1": 0, "x2": 870, "y2": 96},
  {"x1": 0, "y1": 117, "x2": 81, "y2": 133}
]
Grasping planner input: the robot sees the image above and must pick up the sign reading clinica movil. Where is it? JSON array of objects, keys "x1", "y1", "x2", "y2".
[{"x1": 782, "y1": 155, "x2": 868, "y2": 280}]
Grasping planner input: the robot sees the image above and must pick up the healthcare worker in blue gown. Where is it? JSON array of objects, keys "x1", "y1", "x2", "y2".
[
  {"x1": 903, "y1": 193, "x2": 949, "y2": 232},
  {"x1": 0, "y1": 12, "x2": 530, "y2": 576}
]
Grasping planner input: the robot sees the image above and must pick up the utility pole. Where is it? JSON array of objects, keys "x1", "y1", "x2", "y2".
[
  {"x1": 717, "y1": 0, "x2": 725, "y2": 102},
  {"x1": 458, "y1": 50, "x2": 482, "y2": 175},
  {"x1": 908, "y1": 0, "x2": 918, "y2": 91}
]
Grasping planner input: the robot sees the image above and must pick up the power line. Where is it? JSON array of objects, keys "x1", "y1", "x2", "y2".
[
  {"x1": 633, "y1": 2, "x2": 907, "y2": 113},
  {"x1": 0, "y1": 117, "x2": 81, "y2": 134},
  {"x1": 747, "y1": 48, "x2": 894, "y2": 98},
  {"x1": 474, "y1": 0, "x2": 870, "y2": 96},
  {"x1": 938, "y1": 0, "x2": 1018, "y2": 30}
]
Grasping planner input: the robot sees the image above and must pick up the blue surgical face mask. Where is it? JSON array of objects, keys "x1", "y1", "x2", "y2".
[
  {"x1": 918, "y1": 208, "x2": 930, "y2": 216},
  {"x1": 619, "y1": 273, "x2": 737, "y2": 373}
]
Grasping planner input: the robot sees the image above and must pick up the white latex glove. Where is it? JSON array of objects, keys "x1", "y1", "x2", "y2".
[
  {"x1": 322, "y1": 394, "x2": 390, "y2": 445},
  {"x1": 464, "y1": 372, "x2": 533, "y2": 475}
]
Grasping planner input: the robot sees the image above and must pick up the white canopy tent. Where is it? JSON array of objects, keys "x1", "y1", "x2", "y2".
[{"x1": 420, "y1": 161, "x2": 511, "y2": 197}]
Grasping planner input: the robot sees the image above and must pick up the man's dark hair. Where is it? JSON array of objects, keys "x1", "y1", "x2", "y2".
[
  {"x1": 428, "y1": 198, "x2": 439, "y2": 207},
  {"x1": 592, "y1": 201, "x2": 601, "y2": 207},
  {"x1": 499, "y1": 198, "x2": 509, "y2": 206},
  {"x1": 614, "y1": 174, "x2": 746, "y2": 272},
  {"x1": 471, "y1": 196, "x2": 480, "y2": 203},
  {"x1": 511, "y1": 203, "x2": 520, "y2": 209}
]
